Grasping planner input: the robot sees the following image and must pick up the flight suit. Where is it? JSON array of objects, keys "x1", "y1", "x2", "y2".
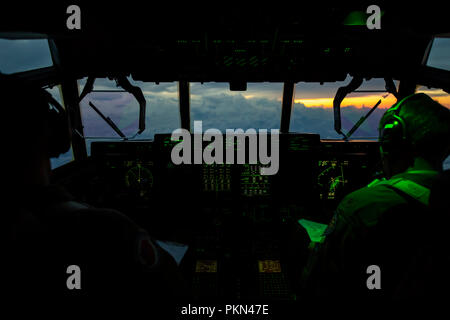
[
  {"x1": 6, "y1": 185, "x2": 183, "y2": 298},
  {"x1": 303, "y1": 171, "x2": 438, "y2": 298}
]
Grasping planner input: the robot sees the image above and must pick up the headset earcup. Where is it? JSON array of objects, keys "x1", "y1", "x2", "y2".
[{"x1": 381, "y1": 126, "x2": 405, "y2": 155}]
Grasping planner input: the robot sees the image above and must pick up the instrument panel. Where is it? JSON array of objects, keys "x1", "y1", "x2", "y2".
[{"x1": 90, "y1": 134, "x2": 380, "y2": 225}]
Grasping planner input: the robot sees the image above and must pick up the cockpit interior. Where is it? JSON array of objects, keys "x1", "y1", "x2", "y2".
[{"x1": 2, "y1": 3, "x2": 449, "y2": 304}]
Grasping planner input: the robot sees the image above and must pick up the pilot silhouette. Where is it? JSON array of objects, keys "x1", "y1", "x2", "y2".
[
  {"x1": 3, "y1": 75, "x2": 185, "y2": 299},
  {"x1": 302, "y1": 93, "x2": 450, "y2": 298}
]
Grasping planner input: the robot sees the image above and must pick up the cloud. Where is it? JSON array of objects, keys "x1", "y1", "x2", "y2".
[
  {"x1": 140, "y1": 82, "x2": 178, "y2": 93},
  {"x1": 416, "y1": 88, "x2": 450, "y2": 108},
  {"x1": 294, "y1": 77, "x2": 396, "y2": 100},
  {"x1": 80, "y1": 78, "x2": 388, "y2": 141},
  {"x1": 80, "y1": 91, "x2": 140, "y2": 137},
  {"x1": 79, "y1": 77, "x2": 450, "y2": 142},
  {"x1": 291, "y1": 103, "x2": 385, "y2": 138},
  {"x1": 191, "y1": 93, "x2": 282, "y2": 131}
]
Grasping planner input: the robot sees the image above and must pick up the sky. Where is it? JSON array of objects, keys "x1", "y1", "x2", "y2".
[
  {"x1": 75, "y1": 76, "x2": 448, "y2": 147},
  {"x1": 0, "y1": 37, "x2": 449, "y2": 169}
]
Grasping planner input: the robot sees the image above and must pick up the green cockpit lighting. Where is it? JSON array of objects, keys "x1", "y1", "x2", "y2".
[
  {"x1": 343, "y1": 10, "x2": 384, "y2": 26},
  {"x1": 298, "y1": 219, "x2": 328, "y2": 243},
  {"x1": 343, "y1": 11, "x2": 367, "y2": 26}
]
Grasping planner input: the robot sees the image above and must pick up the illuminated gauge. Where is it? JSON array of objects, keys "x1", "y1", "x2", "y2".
[
  {"x1": 125, "y1": 164, "x2": 154, "y2": 197},
  {"x1": 317, "y1": 161, "x2": 347, "y2": 199}
]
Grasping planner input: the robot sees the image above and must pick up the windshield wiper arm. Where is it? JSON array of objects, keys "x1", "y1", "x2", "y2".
[
  {"x1": 334, "y1": 77, "x2": 397, "y2": 140},
  {"x1": 346, "y1": 99, "x2": 382, "y2": 139},
  {"x1": 333, "y1": 76, "x2": 363, "y2": 139},
  {"x1": 88, "y1": 101, "x2": 126, "y2": 139}
]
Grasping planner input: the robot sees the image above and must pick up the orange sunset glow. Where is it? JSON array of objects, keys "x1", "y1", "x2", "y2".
[
  {"x1": 416, "y1": 89, "x2": 450, "y2": 109},
  {"x1": 294, "y1": 90, "x2": 450, "y2": 109},
  {"x1": 294, "y1": 94, "x2": 398, "y2": 109}
]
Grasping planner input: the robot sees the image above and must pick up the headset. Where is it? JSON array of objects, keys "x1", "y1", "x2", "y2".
[
  {"x1": 1, "y1": 74, "x2": 72, "y2": 158},
  {"x1": 379, "y1": 93, "x2": 421, "y2": 156}
]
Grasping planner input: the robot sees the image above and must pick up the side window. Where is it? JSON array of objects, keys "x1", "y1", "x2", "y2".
[
  {"x1": 0, "y1": 38, "x2": 53, "y2": 74},
  {"x1": 426, "y1": 36, "x2": 450, "y2": 71},
  {"x1": 0, "y1": 37, "x2": 72, "y2": 168},
  {"x1": 444, "y1": 156, "x2": 450, "y2": 171},
  {"x1": 46, "y1": 86, "x2": 75, "y2": 169}
]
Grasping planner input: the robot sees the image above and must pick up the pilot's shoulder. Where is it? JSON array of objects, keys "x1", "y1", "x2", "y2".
[
  {"x1": 336, "y1": 183, "x2": 408, "y2": 226},
  {"x1": 48, "y1": 200, "x2": 141, "y2": 238},
  {"x1": 77, "y1": 205, "x2": 140, "y2": 232}
]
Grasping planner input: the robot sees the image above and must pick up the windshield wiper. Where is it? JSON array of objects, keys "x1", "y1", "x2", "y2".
[
  {"x1": 346, "y1": 98, "x2": 382, "y2": 139},
  {"x1": 333, "y1": 77, "x2": 398, "y2": 140},
  {"x1": 88, "y1": 101, "x2": 126, "y2": 139},
  {"x1": 79, "y1": 75, "x2": 147, "y2": 137},
  {"x1": 333, "y1": 76, "x2": 363, "y2": 139}
]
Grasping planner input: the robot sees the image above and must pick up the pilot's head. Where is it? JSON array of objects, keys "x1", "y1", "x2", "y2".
[
  {"x1": 378, "y1": 93, "x2": 450, "y2": 178},
  {"x1": 1, "y1": 76, "x2": 71, "y2": 187}
]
